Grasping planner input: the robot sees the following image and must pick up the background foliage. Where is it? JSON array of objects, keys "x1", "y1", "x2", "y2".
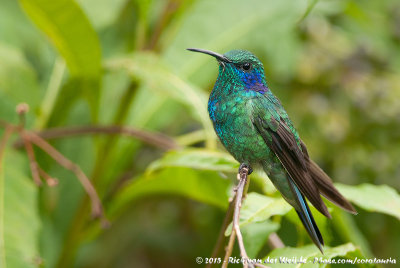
[{"x1": 1, "y1": 0, "x2": 400, "y2": 267}]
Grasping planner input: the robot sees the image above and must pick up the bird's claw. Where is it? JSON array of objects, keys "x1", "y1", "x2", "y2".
[{"x1": 239, "y1": 163, "x2": 253, "y2": 175}]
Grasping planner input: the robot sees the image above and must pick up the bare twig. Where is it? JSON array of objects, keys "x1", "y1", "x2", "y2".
[
  {"x1": 14, "y1": 125, "x2": 178, "y2": 150},
  {"x1": 3, "y1": 105, "x2": 178, "y2": 227},
  {"x1": 22, "y1": 134, "x2": 42, "y2": 186},
  {"x1": 221, "y1": 167, "x2": 271, "y2": 268},
  {"x1": 222, "y1": 224, "x2": 237, "y2": 268},
  {"x1": 233, "y1": 167, "x2": 251, "y2": 267},
  {"x1": 267, "y1": 232, "x2": 285, "y2": 249},
  {"x1": 38, "y1": 166, "x2": 58, "y2": 187},
  {"x1": 207, "y1": 199, "x2": 235, "y2": 268},
  {"x1": 146, "y1": 0, "x2": 180, "y2": 50},
  {"x1": 223, "y1": 167, "x2": 253, "y2": 268},
  {"x1": 26, "y1": 131, "x2": 107, "y2": 224},
  {"x1": 16, "y1": 103, "x2": 29, "y2": 127}
]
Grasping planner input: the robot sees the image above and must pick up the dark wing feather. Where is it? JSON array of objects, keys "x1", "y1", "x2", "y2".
[
  {"x1": 254, "y1": 116, "x2": 331, "y2": 218},
  {"x1": 307, "y1": 156, "x2": 357, "y2": 214}
]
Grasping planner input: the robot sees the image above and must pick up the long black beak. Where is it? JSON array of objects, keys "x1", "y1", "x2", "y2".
[{"x1": 187, "y1": 48, "x2": 231, "y2": 63}]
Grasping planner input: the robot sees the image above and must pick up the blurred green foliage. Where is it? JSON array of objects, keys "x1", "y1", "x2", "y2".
[{"x1": 1, "y1": 0, "x2": 400, "y2": 267}]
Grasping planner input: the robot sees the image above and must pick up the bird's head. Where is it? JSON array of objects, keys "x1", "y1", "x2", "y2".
[{"x1": 187, "y1": 48, "x2": 267, "y2": 88}]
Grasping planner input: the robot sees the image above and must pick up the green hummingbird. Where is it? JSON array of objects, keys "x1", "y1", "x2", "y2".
[{"x1": 187, "y1": 48, "x2": 357, "y2": 252}]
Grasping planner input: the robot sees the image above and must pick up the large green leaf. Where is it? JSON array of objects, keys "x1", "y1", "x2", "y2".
[
  {"x1": 147, "y1": 148, "x2": 238, "y2": 173},
  {"x1": 109, "y1": 167, "x2": 231, "y2": 216},
  {"x1": 336, "y1": 183, "x2": 400, "y2": 220},
  {"x1": 19, "y1": 0, "x2": 101, "y2": 78},
  {"x1": 225, "y1": 193, "x2": 292, "y2": 236},
  {"x1": 19, "y1": 0, "x2": 102, "y2": 123},
  {"x1": 0, "y1": 150, "x2": 41, "y2": 268},
  {"x1": 265, "y1": 243, "x2": 360, "y2": 268},
  {"x1": 240, "y1": 193, "x2": 293, "y2": 224},
  {"x1": 242, "y1": 220, "x2": 280, "y2": 258}
]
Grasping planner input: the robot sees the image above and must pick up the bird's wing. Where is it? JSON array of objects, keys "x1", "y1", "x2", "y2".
[
  {"x1": 307, "y1": 158, "x2": 357, "y2": 214},
  {"x1": 251, "y1": 95, "x2": 331, "y2": 218}
]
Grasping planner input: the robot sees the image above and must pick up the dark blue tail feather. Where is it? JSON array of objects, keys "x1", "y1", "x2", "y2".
[{"x1": 290, "y1": 179, "x2": 324, "y2": 253}]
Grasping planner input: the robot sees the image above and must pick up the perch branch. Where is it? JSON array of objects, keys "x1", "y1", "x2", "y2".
[
  {"x1": 222, "y1": 167, "x2": 253, "y2": 268},
  {"x1": 221, "y1": 167, "x2": 270, "y2": 268},
  {"x1": 233, "y1": 167, "x2": 251, "y2": 267}
]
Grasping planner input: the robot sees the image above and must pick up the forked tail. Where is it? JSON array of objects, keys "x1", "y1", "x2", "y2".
[{"x1": 288, "y1": 177, "x2": 324, "y2": 253}]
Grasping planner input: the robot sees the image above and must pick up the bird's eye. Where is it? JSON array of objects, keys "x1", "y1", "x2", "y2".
[{"x1": 242, "y1": 62, "x2": 252, "y2": 71}]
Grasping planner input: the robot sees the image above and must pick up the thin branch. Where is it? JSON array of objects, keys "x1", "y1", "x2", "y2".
[
  {"x1": 14, "y1": 125, "x2": 179, "y2": 150},
  {"x1": 267, "y1": 233, "x2": 285, "y2": 249},
  {"x1": 221, "y1": 167, "x2": 271, "y2": 268},
  {"x1": 146, "y1": 0, "x2": 180, "y2": 50},
  {"x1": 207, "y1": 198, "x2": 235, "y2": 268},
  {"x1": 223, "y1": 167, "x2": 253, "y2": 268},
  {"x1": 25, "y1": 131, "x2": 107, "y2": 225},
  {"x1": 233, "y1": 168, "x2": 251, "y2": 267},
  {"x1": 21, "y1": 133, "x2": 42, "y2": 186},
  {"x1": 38, "y1": 166, "x2": 58, "y2": 187},
  {"x1": 222, "y1": 225, "x2": 236, "y2": 268}
]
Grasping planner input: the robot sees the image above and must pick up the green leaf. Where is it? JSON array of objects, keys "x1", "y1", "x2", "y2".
[
  {"x1": 76, "y1": 0, "x2": 127, "y2": 29},
  {"x1": 335, "y1": 183, "x2": 400, "y2": 220},
  {"x1": 242, "y1": 220, "x2": 280, "y2": 258},
  {"x1": 0, "y1": 150, "x2": 41, "y2": 268},
  {"x1": 240, "y1": 193, "x2": 292, "y2": 225},
  {"x1": 265, "y1": 243, "x2": 360, "y2": 268},
  {"x1": 0, "y1": 43, "x2": 41, "y2": 116},
  {"x1": 331, "y1": 209, "x2": 373, "y2": 258},
  {"x1": 147, "y1": 148, "x2": 238, "y2": 173},
  {"x1": 225, "y1": 193, "x2": 292, "y2": 236},
  {"x1": 19, "y1": 0, "x2": 102, "y2": 123},
  {"x1": 19, "y1": 0, "x2": 101, "y2": 78},
  {"x1": 109, "y1": 167, "x2": 231, "y2": 216}
]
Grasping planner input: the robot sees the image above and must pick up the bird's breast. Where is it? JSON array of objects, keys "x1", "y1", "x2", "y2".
[{"x1": 208, "y1": 93, "x2": 270, "y2": 163}]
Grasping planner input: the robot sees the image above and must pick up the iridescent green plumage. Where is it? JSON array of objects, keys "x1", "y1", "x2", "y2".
[{"x1": 188, "y1": 48, "x2": 357, "y2": 252}]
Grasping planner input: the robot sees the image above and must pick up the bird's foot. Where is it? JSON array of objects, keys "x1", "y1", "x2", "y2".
[{"x1": 239, "y1": 163, "x2": 253, "y2": 175}]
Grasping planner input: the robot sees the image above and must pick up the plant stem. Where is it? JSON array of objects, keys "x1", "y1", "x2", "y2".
[{"x1": 36, "y1": 58, "x2": 65, "y2": 129}]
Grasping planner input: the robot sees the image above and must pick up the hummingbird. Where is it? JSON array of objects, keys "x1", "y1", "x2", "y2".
[{"x1": 187, "y1": 48, "x2": 357, "y2": 252}]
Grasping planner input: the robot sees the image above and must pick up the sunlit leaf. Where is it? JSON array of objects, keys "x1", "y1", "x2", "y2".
[
  {"x1": 225, "y1": 193, "x2": 292, "y2": 236},
  {"x1": 240, "y1": 193, "x2": 292, "y2": 225},
  {"x1": 0, "y1": 150, "x2": 41, "y2": 268},
  {"x1": 147, "y1": 148, "x2": 238, "y2": 173},
  {"x1": 336, "y1": 183, "x2": 400, "y2": 220},
  {"x1": 19, "y1": 0, "x2": 101, "y2": 78}
]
